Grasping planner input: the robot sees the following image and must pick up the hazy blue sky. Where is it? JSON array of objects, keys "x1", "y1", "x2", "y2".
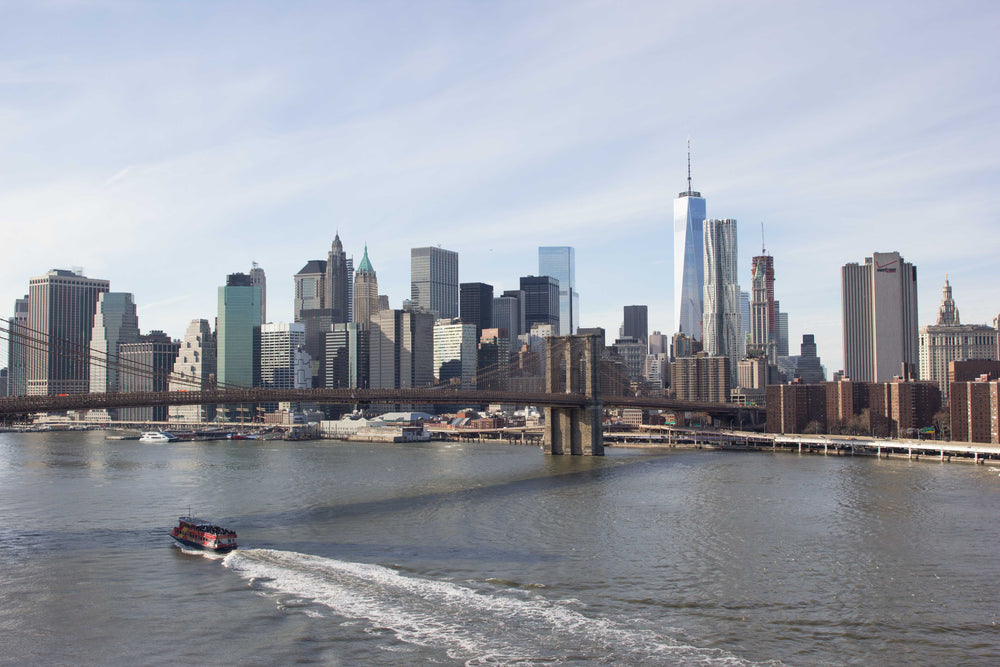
[{"x1": 2, "y1": 1, "x2": 998, "y2": 373}]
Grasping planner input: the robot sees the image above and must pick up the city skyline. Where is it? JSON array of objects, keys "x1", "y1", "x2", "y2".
[{"x1": 1, "y1": 2, "x2": 999, "y2": 374}]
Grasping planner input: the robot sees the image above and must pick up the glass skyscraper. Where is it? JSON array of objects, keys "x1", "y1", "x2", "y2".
[
  {"x1": 538, "y1": 246, "x2": 577, "y2": 335},
  {"x1": 411, "y1": 246, "x2": 459, "y2": 320},
  {"x1": 703, "y1": 218, "x2": 742, "y2": 386},
  {"x1": 673, "y1": 150, "x2": 706, "y2": 340}
]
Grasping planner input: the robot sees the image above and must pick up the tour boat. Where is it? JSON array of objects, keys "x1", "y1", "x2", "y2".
[
  {"x1": 139, "y1": 431, "x2": 178, "y2": 443},
  {"x1": 170, "y1": 517, "x2": 238, "y2": 552}
]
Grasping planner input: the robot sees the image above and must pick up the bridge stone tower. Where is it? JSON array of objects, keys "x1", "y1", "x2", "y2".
[{"x1": 543, "y1": 334, "x2": 604, "y2": 456}]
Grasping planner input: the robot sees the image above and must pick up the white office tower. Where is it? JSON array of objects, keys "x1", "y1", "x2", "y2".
[
  {"x1": 673, "y1": 144, "x2": 706, "y2": 340},
  {"x1": 433, "y1": 320, "x2": 478, "y2": 390},
  {"x1": 702, "y1": 218, "x2": 742, "y2": 386},
  {"x1": 842, "y1": 251, "x2": 918, "y2": 382},
  {"x1": 89, "y1": 292, "x2": 140, "y2": 394},
  {"x1": 168, "y1": 320, "x2": 218, "y2": 423}
]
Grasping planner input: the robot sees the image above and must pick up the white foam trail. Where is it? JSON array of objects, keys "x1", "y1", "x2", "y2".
[{"x1": 222, "y1": 549, "x2": 761, "y2": 665}]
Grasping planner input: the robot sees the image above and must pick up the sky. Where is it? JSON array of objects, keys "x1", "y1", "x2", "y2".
[{"x1": 2, "y1": 0, "x2": 999, "y2": 374}]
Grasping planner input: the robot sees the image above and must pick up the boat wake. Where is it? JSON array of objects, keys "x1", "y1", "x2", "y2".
[{"x1": 222, "y1": 548, "x2": 762, "y2": 665}]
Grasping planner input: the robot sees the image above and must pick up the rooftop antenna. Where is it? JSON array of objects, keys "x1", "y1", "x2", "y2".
[
  {"x1": 761, "y1": 222, "x2": 766, "y2": 255},
  {"x1": 686, "y1": 138, "x2": 692, "y2": 194}
]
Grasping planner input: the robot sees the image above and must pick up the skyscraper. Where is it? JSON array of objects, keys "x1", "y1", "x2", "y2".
[
  {"x1": 749, "y1": 255, "x2": 776, "y2": 362},
  {"x1": 353, "y1": 245, "x2": 380, "y2": 327},
  {"x1": 520, "y1": 276, "x2": 560, "y2": 331},
  {"x1": 326, "y1": 322, "x2": 370, "y2": 389},
  {"x1": 27, "y1": 269, "x2": 110, "y2": 395},
  {"x1": 168, "y1": 319, "x2": 217, "y2": 423},
  {"x1": 369, "y1": 308, "x2": 435, "y2": 389},
  {"x1": 842, "y1": 251, "x2": 918, "y2": 382},
  {"x1": 538, "y1": 246, "x2": 578, "y2": 335},
  {"x1": 433, "y1": 320, "x2": 478, "y2": 389},
  {"x1": 89, "y1": 292, "x2": 140, "y2": 399},
  {"x1": 411, "y1": 246, "x2": 459, "y2": 319},
  {"x1": 326, "y1": 233, "x2": 350, "y2": 325},
  {"x1": 622, "y1": 305, "x2": 648, "y2": 349},
  {"x1": 794, "y1": 334, "x2": 825, "y2": 383},
  {"x1": 218, "y1": 272, "x2": 262, "y2": 390},
  {"x1": 492, "y1": 292, "x2": 523, "y2": 356},
  {"x1": 702, "y1": 218, "x2": 742, "y2": 385},
  {"x1": 118, "y1": 331, "x2": 180, "y2": 422},
  {"x1": 7, "y1": 295, "x2": 29, "y2": 396},
  {"x1": 673, "y1": 144, "x2": 706, "y2": 340},
  {"x1": 250, "y1": 261, "x2": 267, "y2": 323},
  {"x1": 460, "y1": 282, "x2": 493, "y2": 338}
]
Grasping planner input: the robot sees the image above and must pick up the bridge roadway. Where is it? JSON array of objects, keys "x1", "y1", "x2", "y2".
[{"x1": 0, "y1": 387, "x2": 763, "y2": 419}]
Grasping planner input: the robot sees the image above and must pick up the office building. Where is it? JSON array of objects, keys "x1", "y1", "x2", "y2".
[
  {"x1": 918, "y1": 277, "x2": 998, "y2": 400},
  {"x1": 345, "y1": 256, "x2": 354, "y2": 323},
  {"x1": 538, "y1": 246, "x2": 578, "y2": 334},
  {"x1": 89, "y1": 292, "x2": 140, "y2": 395},
  {"x1": 369, "y1": 308, "x2": 435, "y2": 390},
  {"x1": 775, "y1": 303, "x2": 789, "y2": 357},
  {"x1": 648, "y1": 331, "x2": 668, "y2": 356},
  {"x1": 326, "y1": 322, "x2": 370, "y2": 389},
  {"x1": 673, "y1": 144, "x2": 706, "y2": 340},
  {"x1": 702, "y1": 218, "x2": 741, "y2": 385},
  {"x1": 250, "y1": 261, "x2": 267, "y2": 324},
  {"x1": 118, "y1": 331, "x2": 180, "y2": 422},
  {"x1": 478, "y1": 328, "x2": 510, "y2": 391},
  {"x1": 260, "y1": 323, "x2": 308, "y2": 391},
  {"x1": 612, "y1": 336, "x2": 646, "y2": 381},
  {"x1": 460, "y1": 282, "x2": 493, "y2": 338},
  {"x1": 411, "y1": 246, "x2": 459, "y2": 319},
  {"x1": 353, "y1": 245, "x2": 380, "y2": 328},
  {"x1": 326, "y1": 233, "x2": 351, "y2": 325},
  {"x1": 794, "y1": 334, "x2": 825, "y2": 384},
  {"x1": 433, "y1": 320, "x2": 478, "y2": 389},
  {"x1": 842, "y1": 251, "x2": 919, "y2": 382},
  {"x1": 168, "y1": 320, "x2": 217, "y2": 423},
  {"x1": 749, "y1": 254, "x2": 776, "y2": 362},
  {"x1": 7, "y1": 295, "x2": 29, "y2": 396},
  {"x1": 493, "y1": 292, "x2": 523, "y2": 355},
  {"x1": 623, "y1": 305, "x2": 648, "y2": 349},
  {"x1": 26, "y1": 269, "x2": 109, "y2": 396},
  {"x1": 644, "y1": 353, "x2": 668, "y2": 391},
  {"x1": 218, "y1": 272, "x2": 262, "y2": 390},
  {"x1": 520, "y1": 276, "x2": 560, "y2": 331}
]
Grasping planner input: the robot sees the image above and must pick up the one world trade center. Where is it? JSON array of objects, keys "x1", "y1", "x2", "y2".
[{"x1": 673, "y1": 144, "x2": 706, "y2": 341}]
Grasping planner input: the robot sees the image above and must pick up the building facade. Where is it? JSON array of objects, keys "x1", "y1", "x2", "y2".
[
  {"x1": 369, "y1": 308, "x2": 435, "y2": 390},
  {"x1": 326, "y1": 322, "x2": 370, "y2": 389},
  {"x1": 250, "y1": 261, "x2": 267, "y2": 324},
  {"x1": 433, "y1": 320, "x2": 478, "y2": 389},
  {"x1": 118, "y1": 331, "x2": 180, "y2": 422},
  {"x1": 749, "y1": 255, "x2": 776, "y2": 362},
  {"x1": 492, "y1": 293, "x2": 523, "y2": 356},
  {"x1": 842, "y1": 251, "x2": 919, "y2": 382},
  {"x1": 89, "y1": 292, "x2": 140, "y2": 396},
  {"x1": 622, "y1": 305, "x2": 648, "y2": 349},
  {"x1": 7, "y1": 295, "x2": 29, "y2": 396},
  {"x1": 702, "y1": 218, "x2": 741, "y2": 385},
  {"x1": 538, "y1": 246, "x2": 578, "y2": 335},
  {"x1": 218, "y1": 273, "x2": 262, "y2": 390},
  {"x1": 520, "y1": 276, "x2": 560, "y2": 331},
  {"x1": 670, "y1": 354, "x2": 730, "y2": 403},
  {"x1": 168, "y1": 319, "x2": 217, "y2": 423},
  {"x1": 794, "y1": 334, "x2": 825, "y2": 383},
  {"x1": 460, "y1": 282, "x2": 493, "y2": 338},
  {"x1": 26, "y1": 269, "x2": 110, "y2": 396},
  {"x1": 411, "y1": 246, "x2": 459, "y2": 319},
  {"x1": 918, "y1": 278, "x2": 998, "y2": 400}
]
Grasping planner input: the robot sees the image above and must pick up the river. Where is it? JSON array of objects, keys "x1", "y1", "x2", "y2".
[{"x1": 1, "y1": 430, "x2": 997, "y2": 665}]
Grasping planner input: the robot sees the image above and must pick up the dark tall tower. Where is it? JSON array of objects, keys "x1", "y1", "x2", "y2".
[
  {"x1": 623, "y1": 305, "x2": 648, "y2": 349},
  {"x1": 326, "y1": 233, "x2": 350, "y2": 325},
  {"x1": 460, "y1": 282, "x2": 494, "y2": 338},
  {"x1": 520, "y1": 276, "x2": 560, "y2": 330}
]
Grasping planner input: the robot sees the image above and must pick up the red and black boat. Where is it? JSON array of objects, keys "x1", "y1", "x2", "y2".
[{"x1": 170, "y1": 517, "x2": 238, "y2": 552}]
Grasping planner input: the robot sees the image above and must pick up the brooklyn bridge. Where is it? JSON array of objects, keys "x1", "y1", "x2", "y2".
[{"x1": 0, "y1": 327, "x2": 764, "y2": 456}]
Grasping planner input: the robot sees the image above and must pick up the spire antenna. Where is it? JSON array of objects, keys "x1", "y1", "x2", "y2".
[
  {"x1": 761, "y1": 222, "x2": 766, "y2": 255},
  {"x1": 686, "y1": 138, "x2": 692, "y2": 194}
]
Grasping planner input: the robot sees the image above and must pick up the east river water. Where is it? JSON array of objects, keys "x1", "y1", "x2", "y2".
[{"x1": 1, "y1": 430, "x2": 997, "y2": 665}]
